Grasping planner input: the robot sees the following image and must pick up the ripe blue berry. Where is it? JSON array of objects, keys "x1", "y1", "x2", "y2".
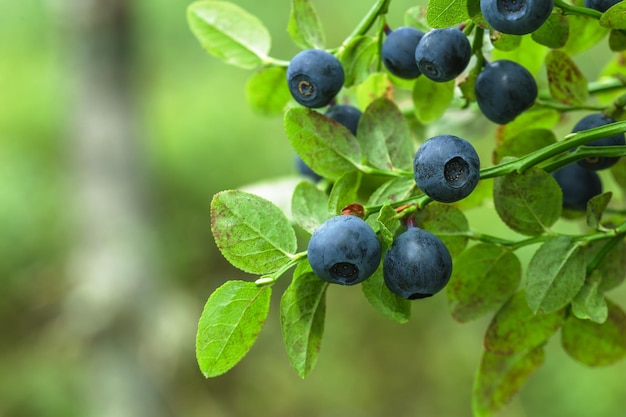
[
  {"x1": 551, "y1": 163, "x2": 603, "y2": 211},
  {"x1": 474, "y1": 60, "x2": 538, "y2": 124},
  {"x1": 324, "y1": 104, "x2": 362, "y2": 135},
  {"x1": 571, "y1": 113, "x2": 626, "y2": 170},
  {"x1": 382, "y1": 26, "x2": 424, "y2": 79},
  {"x1": 413, "y1": 135, "x2": 480, "y2": 203},
  {"x1": 307, "y1": 215, "x2": 382, "y2": 285},
  {"x1": 585, "y1": 0, "x2": 621, "y2": 12},
  {"x1": 414, "y1": 28, "x2": 471, "y2": 82},
  {"x1": 480, "y1": 0, "x2": 554, "y2": 35},
  {"x1": 287, "y1": 49, "x2": 345, "y2": 108},
  {"x1": 383, "y1": 227, "x2": 452, "y2": 299}
]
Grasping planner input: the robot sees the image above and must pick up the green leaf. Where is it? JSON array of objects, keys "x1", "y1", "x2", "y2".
[
  {"x1": 492, "y1": 35, "x2": 548, "y2": 76},
  {"x1": 412, "y1": 78, "x2": 455, "y2": 124},
  {"x1": 196, "y1": 280, "x2": 272, "y2": 377},
  {"x1": 280, "y1": 262, "x2": 328, "y2": 378},
  {"x1": 609, "y1": 29, "x2": 626, "y2": 51},
  {"x1": 526, "y1": 236, "x2": 587, "y2": 314},
  {"x1": 595, "y1": 239, "x2": 626, "y2": 293},
  {"x1": 447, "y1": 244, "x2": 521, "y2": 323},
  {"x1": 356, "y1": 73, "x2": 394, "y2": 110},
  {"x1": 376, "y1": 203, "x2": 400, "y2": 248},
  {"x1": 498, "y1": 109, "x2": 560, "y2": 142},
  {"x1": 367, "y1": 177, "x2": 418, "y2": 205},
  {"x1": 328, "y1": 171, "x2": 362, "y2": 215},
  {"x1": 245, "y1": 67, "x2": 291, "y2": 116},
  {"x1": 404, "y1": 6, "x2": 430, "y2": 32},
  {"x1": 599, "y1": 2, "x2": 626, "y2": 30},
  {"x1": 562, "y1": 299, "x2": 626, "y2": 366},
  {"x1": 484, "y1": 290, "x2": 564, "y2": 355},
  {"x1": 493, "y1": 167, "x2": 562, "y2": 236},
  {"x1": 426, "y1": 0, "x2": 470, "y2": 28},
  {"x1": 562, "y1": 15, "x2": 609, "y2": 56},
  {"x1": 610, "y1": 157, "x2": 626, "y2": 192},
  {"x1": 187, "y1": 1, "x2": 271, "y2": 69},
  {"x1": 415, "y1": 203, "x2": 469, "y2": 258},
  {"x1": 287, "y1": 0, "x2": 325, "y2": 49},
  {"x1": 545, "y1": 50, "x2": 588, "y2": 105},
  {"x1": 493, "y1": 128, "x2": 557, "y2": 164},
  {"x1": 586, "y1": 192, "x2": 613, "y2": 230},
  {"x1": 291, "y1": 180, "x2": 330, "y2": 235},
  {"x1": 490, "y1": 32, "x2": 522, "y2": 52},
  {"x1": 361, "y1": 265, "x2": 411, "y2": 323},
  {"x1": 571, "y1": 275, "x2": 608, "y2": 324},
  {"x1": 285, "y1": 107, "x2": 362, "y2": 180},
  {"x1": 338, "y1": 36, "x2": 378, "y2": 87},
  {"x1": 357, "y1": 97, "x2": 414, "y2": 172},
  {"x1": 472, "y1": 346, "x2": 545, "y2": 417},
  {"x1": 531, "y1": 12, "x2": 569, "y2": 49},
  {"x1": 211, "y1": 190, "x2": 297, "y2": 274}
]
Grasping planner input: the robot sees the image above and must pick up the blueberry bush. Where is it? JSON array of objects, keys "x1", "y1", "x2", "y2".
[{"x1": 187, "y1": 0, "x2": 626, "y2": 415}]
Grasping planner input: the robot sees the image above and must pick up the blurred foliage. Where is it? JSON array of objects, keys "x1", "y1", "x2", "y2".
[{"x1": 0, "y1": 0, "x2": 625, "y2": 416}]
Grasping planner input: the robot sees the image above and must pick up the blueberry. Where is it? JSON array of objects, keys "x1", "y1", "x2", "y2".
[
  {"x1": 474, "y1": 60, "x2": 538, "y2": 124},
  {"x1": 383, "y1": 227, "x2": 452, "y2": 299},
  {"x1": 571, "y1": 113, "x2": 626, "y2": 170},
  {"x1": 585, "y1": 0, "x2": 621, "y2": 12},
  {"x1": 381, "y1": 26, "x2": 425, "y2": 79},
  {"x1": 551, "y1": 163, "x2": 603, "y2": 211},
  {"x1": 287, "y1": 49, "x2": 345, "y2": 108},
  {"x1": 324, "y1": 104, "x2": 362, "y2": 135},
  {"x1": 413, "y1": 135, "x2": 481, "y2": 203},
  {"x1": 480, "y1": 0, "x2": 554, "y2": 35},
  {"x1": 414, "y1": 28, "x2": 471, "y2": 82},
  {"x1": 307, "y1": 215, "x2": 382, "y2": 285},
  {"x1": 295, "y1": 155, "x2": 323, "y2": 182}
]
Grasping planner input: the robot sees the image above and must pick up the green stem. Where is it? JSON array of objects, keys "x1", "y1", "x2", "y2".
[
  {"x1": 255, "y1": 251, "x2": 308, "y2": 286},
  {"x1": 341, "y1": 0, "x2": 392, "y2": 48},
  {"x1": 535, "y1": 99, "x2": 605, "y2": 112},
  {"x1": 541, "y1": 145, "x2": 626, "y2": 173},
  {"x1": 480, "y1": 120, "x2": 626, "y2": 178},
  {"x1": 554, "y1": 0, "x2": 603, "y2": 19}
]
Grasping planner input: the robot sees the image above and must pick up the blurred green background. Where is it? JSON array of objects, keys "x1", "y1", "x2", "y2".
[{"x1": 1, "y1": 0, "x2": 626, "y2": 416}]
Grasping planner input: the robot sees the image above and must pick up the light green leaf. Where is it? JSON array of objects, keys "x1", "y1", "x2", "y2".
[
  {"x1": 376, "y1": 203, "x2": 400, "y2": 248},
  {"x1": 338, "y1": 36, "x2": 378, "y2": 87},
  {"x1": 284, "y1": 107, "x2": 362, "y2": 181},
  {"x1": 196, "y1": 280, "x2": 272, "y2": 377},
  {"x1": 600, "y1": 2, "x2": 626, "y2": 30},
  {"x1": 280, "y1": 262, "x2": 328, "y2": 378},
  {"x1": 211, "y1": 190, "x2": 297, "y2": 274},
  {"x1": 291, "y1": 181, "x2": 330, "y2": 235},
  {"x1": 531, "y1": 12, "x2": 569, "y2": 49},
  {"x1": 361, "y1": 265, "x2": 411, "y2": 323},
  {"x1": 490, "y1": 32, "x2": 522, "y2": 52},
  {"x1": 498, "y1": 109, "x2": 560, "y2": 142},
  {"x1": 367, "y1": 177, "x2": 418, "y2": 206},
  {"x1": 288, "y1": 0, "x2": 325, "y2": 49},
  {"x1": 187, "y1": 1, "x2": 271, "y2": 69},
  {"x1": 245, "y1": 67, "x2": 291, "y2": 116},
  {"x1": 493, "y1": 129, "x2": 557, "y2": 164},
  {"x1": 426, "y1": 0, "x2": 470, "y2": 28},
  {"x1": 562, "y1": 15, "x2": 609, "y2": 56},
  {"x1": 492, "y1": 35, "x2": 548, "y2": 76},
  {"x1": 571, "y1": 275, "x2": 608, "y2": 324},
  {"x1": 472, "y1": 346, "x2": 545, "y2": 417},
  {"x1": 328, "y1": 171, "x2": 362, "y2": 215},
  {"x1": 447, "y1": 244, "x2": 521, "y2": 323},
  {"x1": 526, "y1": 236, "x2": 587, "y2": 314},
  {"x1": 413, "y1": 78, "x2": 455, "y2": 124},
  {"x1": 356, "y1": 72, "x2": 394, "y2": 110},
  {"x1": 357, "y1": 97, "x2": 414, "y2": 172},
  {"x1": 545, "y1": 50, "x2": 588, "y2": 105},
  {"x1": 493, "y1": 167, "x2": 562, "y2": 236},
  {"x1": 562, "y1": 299, "x2": 626, "y2": 366}
]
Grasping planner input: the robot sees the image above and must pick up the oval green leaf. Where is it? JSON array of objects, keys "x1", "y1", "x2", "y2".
[
  {"x1": 526, "y1": 236, "x2": 587, "y2": 314},
  {"x1": 280, "y1": 262, "x2": 328, "y2": 378},
  {"x1": 291, "y1": 180, "x2": 330, "y2": 235},
  {"x1": 493, "y1": 167, "x2": 562, "y2": 236},
  {"x1": 562, "y1": 299, "x2": 626, "y2": 366},
  {"x1": 361, "y1": 265, "x2": 411, "y2": 323},
  {"x1": 415, "y1": 203, "x2": 470, "y2": 258},
  {"x1": 187, "y1": 1, "x2": 271, "y2": 69},
  {"x1": 447, "y1": 244, "x2": 521, "y2": 323},
  {"x1": 245, "y1": 66, "x2": 291, "y2": 117},
  {"x1": 211, "y1": 190, "x2": 297, "y2": 274},
  {"x1": 413, "y1": 77, "x2": 455, "y2": 124},
  {"x1": 196, "y1": 280, "x2": 272, "y2": 377},
  {"x1": 426, "y1": 0, "x2": 470, "y2": 28},
  {"x1": 288, "y1": 0, "x2": 326, "y2": 49}
]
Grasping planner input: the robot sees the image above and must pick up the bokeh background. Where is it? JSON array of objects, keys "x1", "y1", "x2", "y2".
[{"x1": 2, "y1": 0, "x2": 626, "y2": 416}]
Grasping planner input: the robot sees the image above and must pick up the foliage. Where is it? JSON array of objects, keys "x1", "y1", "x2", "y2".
[{"x1": 187, "y1": 0, "x2": 626, "y2": 415}]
